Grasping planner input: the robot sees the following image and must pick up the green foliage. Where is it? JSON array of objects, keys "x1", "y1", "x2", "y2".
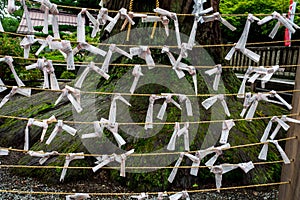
[{"x1": 60, "y1": 71, "x2": 76, "y2": 79}]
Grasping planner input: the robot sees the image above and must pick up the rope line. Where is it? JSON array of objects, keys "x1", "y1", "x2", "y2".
[
  {"x1": 0, "y1": 181, "x2": 290, "y2": 196},
  {"x1": 0, "y1": 136, "x2": 296, "y2": 157}
]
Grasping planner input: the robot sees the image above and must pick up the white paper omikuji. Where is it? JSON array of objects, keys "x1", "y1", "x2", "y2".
[
  {"x1": 25, "y1": 118, "x2": 48, "y2": 151},
  {"x1": 77, "y1": 9, "x2": 86, "y2": 42},
  {"x1": 93, "y1": 154, "x2": 114, "y2": 172},
  {"x1": 97, "y1": 8, "x2": 114, "y2": 26},
  {"x1": 130, "y1": 46, "x2": 155, "y2": 69},
  {"x1": 8, "y1": 0, "x2": 16, "y2": 14},
  {"x1": 40, "y1": 115, "x2": 57, "y2": 142},
  {"x1": 130, "y1": 65, "x2": 143, "y2": 94},
  {"x1": 173, "y1": 43, "x2": 191, "y2": 70},
  {"x1": 65, "y1": 193, "x2": 91, "y2": 200},
  {"x1": 46, "y1": 120, "x2": 77, "y2": 145},
  {"x1": 178, "y1": 65, "x2": 198, "y2": 95},
  {"x1": 205, "y1": 64, "x2": 222, "y2": 91},
  {"x1": 142, "y1": 15, "x2": 170, "y2": 36},
  {"x1": 270, "y1": 115, "x2": 300, "y2": 140},
  {"x1": 154, "y1": 8, "x2": 181, "y2": 48},
  {"x1": 114, "y1": 149, "x2": 134, "y2": 177},
  {"x1": 225, "y1": 14, "x2": 260, "y2": 63},
  {"x1": 202, "y1": 94, "x2": 230, "y2": 116},
  {"x1": 20, "y1": 35, "x2": 37, "y2": 59},
  {"x1": 203, "y1": 12, "x2": 236, "y2": 31},
  {"x1": 0, "y1": 86, "x2": 31, "y2": 108},
  {"x1": 20, "y1": 0, "x2": 35, "y2": 33},
  {"x1": 41, "y1": 7, "x2": 49, "y2": 34},
  {"x1": 169, "y1": 190, "x2": 190, "y2": 200},
  {"x1": 109, "y1": 94, "x2": 131, "y2": 124},
  {"x1": 243, "y1": 93, "x2": 269, "y2": 120},
  {"x1": 168, "y1": 153, "x2": 184, "y2": 183},
  {"x1": 85, "y1": 9, "x2": 101, "y2": 38},
  {"x1": 121, "y1": 12, "x2": 147, "y2": 31},
  {"x1": 205, "y1": 143, "x2": 231, "y2": 167},
  {"x1": 167, "y1": 122, "x2": 180, "y2": 151},
  {"x1": 61, "y1": 41, "x2": 75, "y2": 70},
  {"x1": 260, "y1": 116, "x2": 289, "y2": 142},
  {"x1": 192, "y1": 0, "x2": 213, "y2": 23},
  {"x1": 102, "y1": 44, "x2": 132, "y2": 73},
  {"x1": 157, "y1": 192, "x2": 168, "y2": 200},
  {"x1": 269, "y1": 90, "x2": 292, "y2": 110},
  {"x1": 73, "y1": 42, "x2": 107, "y2": 57},
  {"x1": 28, "y1": 150, "x2": 59, "y2": 165},
  {"x1": 105, "y1": 8, "x2": 135, "y2": 33},
  {"x1": 220, "y1": 120, "x2": 235, "y2": 144},
  {"x1": 81, "y1": 121, "x2": 103, "y2": 139},
  {"x1": 99, "y1": 118, "x2": 126, "y2": 147},
  {"x1": 157, "y1": 94, "x2": 182, "y2": 120},
  {"x1": 161, "y1": 46, "x2": 185, "y2": 79},
  {"x1": 178, "y1": 95, "x2": 193, "y2": 116},
  {"x1": 210, "y1": 162, "x2": 254, "y2": 192},
  {"x1": 258, "y1": 11, "x2": 298, "y2": 39},
  {"x1": 144, "y1": 95, "x2": 165, "y2": 130},
  {"x1": 167, "y1": 122, "x2": 190, "y2": 151},
  {"x1": 0, "y1": 149, "x2": 9, "y2": 156},
  {"x1": 258, "y1": 140, "x2": 290, "y2": 164},
  {"x1": 0, "y1": 56, "x2": 25, "y2": 87},
  {"x1": 0, "y1": 78, "x2": 7, "y2": 93},
  {"x1": 75, "y1": 62, "x2": 110, "y2": 89},
  {"x1": 55, "y1": 85, "x2": 82, "y2": 113},
  {"x1": 60, "y1": 153, "x2": 85, "y2": 182},
  {"x1": 131, "y1": 192, "x2": 148, "y2": 200}
]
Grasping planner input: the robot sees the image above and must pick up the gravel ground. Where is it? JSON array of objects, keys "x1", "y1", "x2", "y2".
[{"x1": 0, "y1": 168, "x2": 279, "y2": 200}]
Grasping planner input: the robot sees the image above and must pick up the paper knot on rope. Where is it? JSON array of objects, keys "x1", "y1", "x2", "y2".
[
  {"x1": 238, "y1": 65, "x2": 282, "y2": 98},
  {"x1": 26, "y1": 59, "x2": 60, "y2": 90},
  {"x1": 167, "y1": 122, "x2": 190, "y2": 151},
  {"x1": 109, "y1": 93, "x2": 131, "y2": 124},
  {"x1": 157, "y1": 94, "x2": 182, "y2": 120},
  {"x1": 60, "y1": 153, "x2": 85, "y2": 182},
  {"x1": 203, "y1": 12, "x2": 237, "y2": 31},
  {"x1": 105, "y1": 8, "x2": 135, "y2": 33},
  {"x1": 258, "y1": 140, "x2": 290, "y2": 164},
  {"x1": 142, "y1": 13, "x2": 170, "y2": 36},
  {"x1": 0, "y1": 56, "x2": 25, "y2": 87},
  {"x1": 168, "y1": 152, "x2": 200, "y2": 183},
  {"x1": 0, "y1": 86, "x2": 31, "y2": 109},
  {"x1": 205, "y1": 64, "x2": 222, "y2": 91},
  {"x1": 46, "y1": 120, "x2": 77, "y2": 145},
  {"x1": 131, "y1": 192, "x2": 149, "y2": 200},
  {"x1": 210, "y1": 161, "x2": 254, "y2": 192},
  {"x1": 102, "y1": 44, "x2": 132, "y2": 73},
  {"x1": 154, "y1": 8, "x2": 181, "y2": 48},
  {"x1": 55, "y1": 85, "x2": 82, "y2": 113},
  {"x1": 20, "y1": 35, "x2": 37, "y2": 59},
  {"x1": 28, "y1": 150, "x2": 59, "y2": 165},
  {"x1": 24, "y1": 116, "x2": 56, "y2": 150},
  {"x1": 220, "y1": 119, "x2": 235, "y2": 144},
  {"x1": 121, "y1": 12, "x2": 147, "y2": 31},
  {"x1": 268, "y1": 115, "x2": 300, "y2": 140},
  {"x1": 130, "y1": 46, "x2": 155, "y2": 69},
  {"x1": 65, "y1": 193, "x2": 91, "y2": 200},
  {"x1": 97, "y1": 8, "x2": 114, "y2": 26},
  {"x1": 202, "y1": 94, "x2": 230, "y2": 116},
  {"x1": 169, "y1": 190, "x2": 190, "y2": 200},
  {"x1": 92, "y1": 149, "x2": 134, "y2": 177},
  {"x1": 258, "y1": 11, "x2": 300, "y2": 39},
  {"x1": 192, "y1": 0, "x2": 213, "y2": 23},
  {"x1": 225, "y1": 14, "x2": 261, "y2": 63},
  {"x1": 73, "y1": 42, "x2": 107, "y2": 57},
  {"x1": 260, "y1": 116, "x2": 290, "y2": 142},
  {"x1": 130, "y1": 65, "x2": 143, "y2": 94},
  {"x1": 75, "y1": 62, "x2": 110, "y2": 89},
  {"x1": 144, "y1": 95, "x2": 165, "y2": 130}
]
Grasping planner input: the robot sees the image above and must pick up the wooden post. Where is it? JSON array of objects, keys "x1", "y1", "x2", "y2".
[{"x1": 279, "y1": 48, "x2": 300, "y2": 200}]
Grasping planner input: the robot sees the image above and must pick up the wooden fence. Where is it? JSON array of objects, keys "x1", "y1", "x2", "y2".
[{"x1": 228, "y1": 46, "x2": 300, "y2": 79}]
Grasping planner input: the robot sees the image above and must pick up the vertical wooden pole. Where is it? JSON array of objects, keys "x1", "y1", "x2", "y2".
[{"x1": 279, "y1": 48, "x2": 300, "y2": 200}]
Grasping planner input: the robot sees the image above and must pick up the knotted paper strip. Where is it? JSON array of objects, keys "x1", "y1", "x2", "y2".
[
  {"x1": 81, "y1": 121, "x2": 103, "y2": 139},
  {"x1": 192, "y1": 0, "x2": 213, "y2": 23},
  {"x1": 205, "y1": 143, "x2": 231, "y2": 167},
  {"x1": 97, "y1": 8, "x2": 114, "y2": 25},
  {"x1": 25, "y1": 118, "x2": 49, "y2": 150},
  {"x1": 211, "y1": 162, "x2": 254, "y2": 192},
  {"x1": 270, "y1": 115, "x2": 300, "y2": 140},
  {"x1": 220, "y1": 120, "x2": 235, "y2": 144},
  {"x1": 269, "y1": 90, "x2": 292, "y2": 110},
  {"x1": 154, "y1": 8, "x2": 181, "y2": 48},
  {"x1": 130, "y1": 65, "x2": 143, "y2": 94},
  {"x1": 144, "y1": 95, "x2": 164, "y2": 130},
  {"x1": 260, "y1": 116, "x2": 289, "y2": 142},
  {"x1": 142, "y1": 14, "x2": 170, "y2": 36},
  {"x1": 168, "y1": 153, "x2": 184, "y2": 183},
  {"x1": 169, "y1": 190, "x2": 190, "y2": 200},
  {"x1": 167, "y1": 122, "x2": 190, "y2": 151},
  {"x1": 20, "y1": 35, "x2": 37, "y2": 58},
  {"x1": 100, "y1": 118, "x2": 126, "y2": 147},
  {"x1": 157, "y1": 192, "x2": 168, "y2": 200},
  {"x1": 109, "y1": 94, "x2": 131, "y2": 124},
  {"x1": 161, "y1": 46, "x2": 185, "y2": 79},
  {"x1": 105, "y1": 8, "x2": 135, "y2": 33},
  {"x1": 0, "y1": 86, "x2": 31, "y2": 108},
  {"x1": 0, "y1": 56, "x2": 25, "y2": 87},
  {"x1": 28, "y1": 150, "x2": 59, "y2": 165},
  {"x1": 20, "y1": 0, "x2": 34, "y2": 33},
  {"x1": 157, "y1": 94, "x2": 182, "y2": 120},
  {"x1": 46, "y1": 120, "x2": 77, "y2": 145},
  {"x1": 35, "y1": 39, "x2": 49, "y2": 56},
  {"x1": 225, "y1": 14, "x2": 260, "y2": 62},
  {"x1": 102, "y1": 44, "x2": 132, "y2": 73},
  {"x1": 60, "y1": 153, "x2": 85, "y2": 182},
  {"x1": 55, "y1": 85, "x2": 82, "y2": 113},
  {"x1": 130, "y1": 46, "x2": 155, "y2": 69},
  {"x1": 8, "y1": 0, "x2": 16, "y2": 14},
  {"x1": 205, "y1": 64, "x2": 222, "y2": 91},
  {"x1": 121, "y1": 12, "x2": 147, "y2": 31},
  {"x1": 114, "y1": 149, "x2": 134, "y2": 177},
  {"x1": 203, "y1": 12, "x2": 236, "y2": 31},
  {"x1": 178, "y1": 94, "x2": 193, "y2": 116},
  {"x1": 65, "y1": 193, "x2": 90, "y2": 200},
  {"x1": 178, "y1": 65, "x2": 198, "y2": 94},
  {"x1": 40, "y1": 115, "x2": 57, "y2": 142},
  {"x1": 73, "y1": 42, "x2": 107, "y2": 57},
  {"x1": 258, "y1": 140, "x2": 290, "y2": 164},
  {"x1": 258, "y1": 11, "x2": 298, "y2": 39},
  {"x1": 75, "y1": 62, "x2": 110, "y2": 89},
  {"x1": 131, "y1": 193, "x2": 148, "y2": 200},
  {"x1": 237, "y1": 67, "x2": 253, "y2": 98},
  {"x1": 0, "y1": 78, "x2": 7, "y2": 93},
  {"x1": 202, "y1": 94, "x2": 230, "y2": 116}
]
